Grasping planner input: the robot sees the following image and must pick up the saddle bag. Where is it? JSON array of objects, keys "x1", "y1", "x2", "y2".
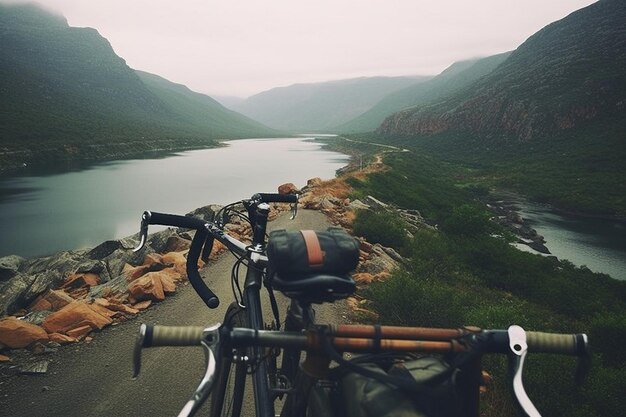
[
  {"x1": 266, "y1": 228, "x2": 359, "y2": 302},
  {"x1": 267, "y1": 228, "x2": 359, "y2": 279}
]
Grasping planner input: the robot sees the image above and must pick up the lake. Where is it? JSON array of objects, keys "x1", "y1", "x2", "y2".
[{"x1": 0, "y1": 137, "x2": 350, "y2": 258}]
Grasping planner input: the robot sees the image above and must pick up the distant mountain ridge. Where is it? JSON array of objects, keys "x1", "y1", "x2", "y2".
[
  {"x1": 378, "y1": 0, "x2": 626, "y2": 140},
  {"x1": 337, "y1": 52, "x2": 511, "y2": 133},
  {"x1": 0, "y1": 3, "x2": 276, "y2": 171},
  {"x1": 233, "y1": 76, "x2": 431, "y2": 132}
]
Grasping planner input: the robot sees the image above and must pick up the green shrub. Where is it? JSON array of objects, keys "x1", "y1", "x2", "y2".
[{"x1": 352, "y1": 209, "x2": 409, "y2": 253}]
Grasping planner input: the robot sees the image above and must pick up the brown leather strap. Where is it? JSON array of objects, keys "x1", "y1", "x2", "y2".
[{"x1": 300, "y1": 230, "x2": 324, "y2": 268}]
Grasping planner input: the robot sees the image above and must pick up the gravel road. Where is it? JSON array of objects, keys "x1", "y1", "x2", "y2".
[{"x1": 0, "y1": 209, "x2": 348, "y2": 417}]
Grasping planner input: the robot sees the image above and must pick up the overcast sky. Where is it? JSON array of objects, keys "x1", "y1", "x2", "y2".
[{"x1": 5, "y1": 0, "x2": 597, "y2": 98}]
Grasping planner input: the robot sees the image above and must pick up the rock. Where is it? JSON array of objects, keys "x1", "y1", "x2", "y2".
[
  {"x1": 42, "y1": 301, "x2": 113, "y2": 334},
  {"x1": 44, "y1": 290, "x2": 75, "y2": 311},
  {"x1": 142, "y1": 253, "x2": 164, "y2": 267},
  {"x1": 349, "y1": 200, "x2": 371, "y2": 211},
  {"x1": 122, "y1": 264, "x2": 153, "y2": 282},
  {"x1": 0, "y1": 317, "x2": 49, "y2": 348},
  {"x1": 307, "y1": 177, "x2": 323, "y2": 187},
  {"x1": 66, "y1": 325, "x2": 92, "y2": 339},
  {"x1": 132, "y1": 300, "x2": 152, "y2": 311},
  {"x1": 20, "y1": 360, "x2": 49, "y2": 375},
  {"x1": 161, "y1": 252, "x2": 187, "y2": 274},
  {"x1": 0, "y1": 255, "x2": 25, "y2": 281},
  {"x1": 127, "y1": 274, "x2": 165, "y2": 302},
  {"x1": 186, "y1": 205, "x2": 221, "y2": 222},
  {"x1": 104, "y1": 247, "x2": 154, "y2": 278},
  {"x1": 164, "y1": 236, "x2": 192, "y2": 253},
  {"x1": 30, "y1": 341, "x2": 56, "y2": 355},
  {"x1": 75, "y1": 260, "x2": 111, "y2": 283},
  {"x1": 87, "y1": 240, "x2": 124, "y2": 260},
  {"x1": 0, "y1": 354, "x2": 10, "y2": 362},
  {"x1": 21, "y1": 270, "x2": 64, "y2": 307},
  {"x1": 88, "y1": 275, "x2": 129, "y2": 300},
  {"x1": 29, "y1": 297, "x2": 53, "y2": 312},
  {"x1": 62, "y1": 273, "x2": 100, "y2": 289},
  {"x1": 359, "y1": 240, "x2": 373, "y2": 253},
  {"x1": 365, "y1": 195, "x2": 389, "y2": 210},
  {"x1": 20, "y1": 310, "x2": 53, "y2": 326},
  {"x1": 24, "y1": 251, "x2": 87, "y2": 277},
  {"x1": 147, "y1": 229, "x2": 179, "y2": 253},
  {"x1": 278, "y1": 183, "x2": 299, "y2": 195},
  {"x1": 49, "y1": 332, "x2": 77, "y2": 345},
  {"x1": 0, "y1": 273, "x2": 36, "y2": 315},
  {"x1": 94, "y1": 298, "x2": 139, "y2": 315},
  {"x1": 352, "y1": 272, "x2": 375, "y2": 285}
]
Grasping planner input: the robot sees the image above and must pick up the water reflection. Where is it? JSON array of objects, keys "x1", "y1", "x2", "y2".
[{"x1": 0, "y1": 138, "x2": 349, "y2": 258}]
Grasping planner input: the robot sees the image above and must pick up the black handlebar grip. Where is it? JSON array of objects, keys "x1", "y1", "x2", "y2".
[
  {"x1": 143, "y1": 324, "x2": 204, "y2": 347},
  {"x1": 148, "y1": 212, "x2": 207, "y2": 230},
  {"x1": 187, "y1": 228, "x2": 219, "y2": 309},
  {"x1": 257, "y1": 193, "x2": 298, "y2": 204},
  {"x1": 526, "y1": 331, "x2": 589, "y2": 355}
]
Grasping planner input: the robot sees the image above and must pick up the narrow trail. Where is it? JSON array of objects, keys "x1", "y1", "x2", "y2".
[{"x1": 0, "y1": 210, "x2": 347, "y2": 417}]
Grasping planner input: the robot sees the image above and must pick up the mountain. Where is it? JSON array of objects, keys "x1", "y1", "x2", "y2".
[
  {"x1": 337, "y1": 53, "x2": 511, "y2": 133},
  {"x1": 232, "y1": 76, "x2": 431, "y2": 132},
  {"x1": 135, "y1": 71, "x2": 275, "y2": 138},
  {"x1": 378, "y1": 0, "x2": 626, "y2": 141},
  {"x1": 0, "y1": 3, "x2": 276, "y2": 170}
]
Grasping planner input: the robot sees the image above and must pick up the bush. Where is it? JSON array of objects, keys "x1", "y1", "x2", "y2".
[{"x1": 352, "y1": 209, "x2": 409, "y2": 253}]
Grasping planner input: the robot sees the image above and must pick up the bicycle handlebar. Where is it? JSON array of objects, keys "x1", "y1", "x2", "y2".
[
  {"x1": 134, "y1": 323, "x2": 589, "y2": 356},
  {"x1": 253, "y1": 192, "x2": 298, "y2": 204}
]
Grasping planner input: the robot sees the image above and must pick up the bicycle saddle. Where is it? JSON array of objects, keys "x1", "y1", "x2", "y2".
[{"x1": 271, "y1": 273, "x2": 356, "y2": 303}]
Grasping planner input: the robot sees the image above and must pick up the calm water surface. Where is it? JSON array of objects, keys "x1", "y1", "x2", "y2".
[
  {"x1": 518, "y1": 202, "x2": 626, "y2": 280},
  {"x1": 0, "y1": 138, "x2": 349, "y2": 258}
]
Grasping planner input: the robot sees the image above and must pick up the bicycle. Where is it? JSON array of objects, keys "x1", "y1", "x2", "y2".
[{"x1": 130, "y1": 196, "x2": 590, "y2": 417}]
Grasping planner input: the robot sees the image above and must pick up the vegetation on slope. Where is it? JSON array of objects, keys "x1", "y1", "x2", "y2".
[
  {"x1": 233, "y1": 76, "x2": 431, "y2": 132},
  {"x1": 344, "y1": 147, "x2": 625, "y2": 417},
  {"x1": 0, "y1": 4, "x2": 276, "y2": 172},
  {"x1": 337, "y1": 52, "x2": 511, "y2": 133}
]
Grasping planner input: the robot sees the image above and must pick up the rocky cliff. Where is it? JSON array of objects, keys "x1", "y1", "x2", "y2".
[{"x1": 378, "y1": 0, "x2": 626, "y2": 141}]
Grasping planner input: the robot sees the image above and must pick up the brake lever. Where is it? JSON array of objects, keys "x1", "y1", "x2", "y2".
[
  {"x1": 132, "y1": 324, "x2": 221, "y2": 417},
  {"x1": 508, "y1": 325, "x2": 541, "y2": 417},
  {"x1": 132, "y1": 211, "x2": 152, "y2": 252},
  {"x1": 178, "y1": 325, "x2": 221, "y2": 417}
]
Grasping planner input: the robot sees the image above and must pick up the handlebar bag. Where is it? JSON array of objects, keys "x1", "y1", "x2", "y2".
[{"x1": 267, "y1": 228, "x2": 359, "y2": 280}]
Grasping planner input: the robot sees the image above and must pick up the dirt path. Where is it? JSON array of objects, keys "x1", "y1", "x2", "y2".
[{"x1": 0, "y1": 210, "x2": 347, "y2": 417}]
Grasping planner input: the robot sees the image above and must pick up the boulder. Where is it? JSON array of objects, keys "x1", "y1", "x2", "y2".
[
  {"x1": 307, "y1": 177, "x2": 323, "y2": 187},
  {"x1": 41, "y1": 301, "x2": 113, "y2": 334},
  {"x1": 21, "y1": 270, "x2": 64, "y2": 307},
  {"x1": 86, "y1": 240, "x2": 124, "y2": 260},
  {"x1": 0, "y1": 273, "x2": 35, "y2": 315},
  {"x1": 24, "y1": 251, "x2": 87, "y2": 277},
  {"x1": 128, "y1": 274, "x2": 165, "y2": 302},
  {"x1": 122, "y1": 264, "x2": 152, "y2": 282},
  {"x1": 104, "y1": 246, "x2": 153, "y2": 278},
  {"x1": 164, "y1": 236, "x2": 192, "y2": 253},
  {"x1": 278, "y1": 183, "x2": 299, "y2": 195},
  {"x1": 0, "y1": 255, "x2": 25, "y2": 281},
  {"x1": 147, "y1": 229, "x2": 179, "y2": 253},
  {"x1": 88, "y1": 275, "x2": 129, "y2": 300},
  {"x1": 20, "y1": 310, "x2": 53, "y2": 326},
  {"x1": 132, "y1": 300, "x2": 152, "y2": 311},
  {"x1": 161, "y1": 252, "x2": 187, "y2": 274},
  {"x1": 0, "y1": 317, "x2": 49, "y2": 348},
  {"x1": 75, "y1": 260, "x2": 111, "y2": 283},
  {"x1": 186, "y1": 205, "x2": 221, "y2": 222},
  {"x1": 62, "y1": 273, "x2": 100, "y2": 289}
]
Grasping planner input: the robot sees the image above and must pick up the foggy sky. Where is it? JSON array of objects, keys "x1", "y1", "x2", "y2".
[{"x1": 3, "y1": 0, "x2": 597, "y2": 98}]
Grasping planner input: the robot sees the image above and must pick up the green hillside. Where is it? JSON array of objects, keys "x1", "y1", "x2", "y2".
[
  {"x1": 0, "y1": 4, "x2": 276, "y2": 172},
  {"x1": 233, "y1": 76, "x2": 431, "y2": 132},
  {"x1": 373, "y1": 0, "x2": 626, "y2": 215},
  {"x1": 337, "y1": 52, "x2": 510, "y2": 133},
  {"x1": 378, "y1": 0, "x2": 626, "y2": 140}
]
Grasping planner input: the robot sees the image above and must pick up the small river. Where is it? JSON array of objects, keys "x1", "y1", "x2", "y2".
[
  {"x1": 517, "y1": 202, "x2": 626, "y2": 281},
  {"x1": 0, "y1": 137, "x2": 349, "y2": 258}
]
